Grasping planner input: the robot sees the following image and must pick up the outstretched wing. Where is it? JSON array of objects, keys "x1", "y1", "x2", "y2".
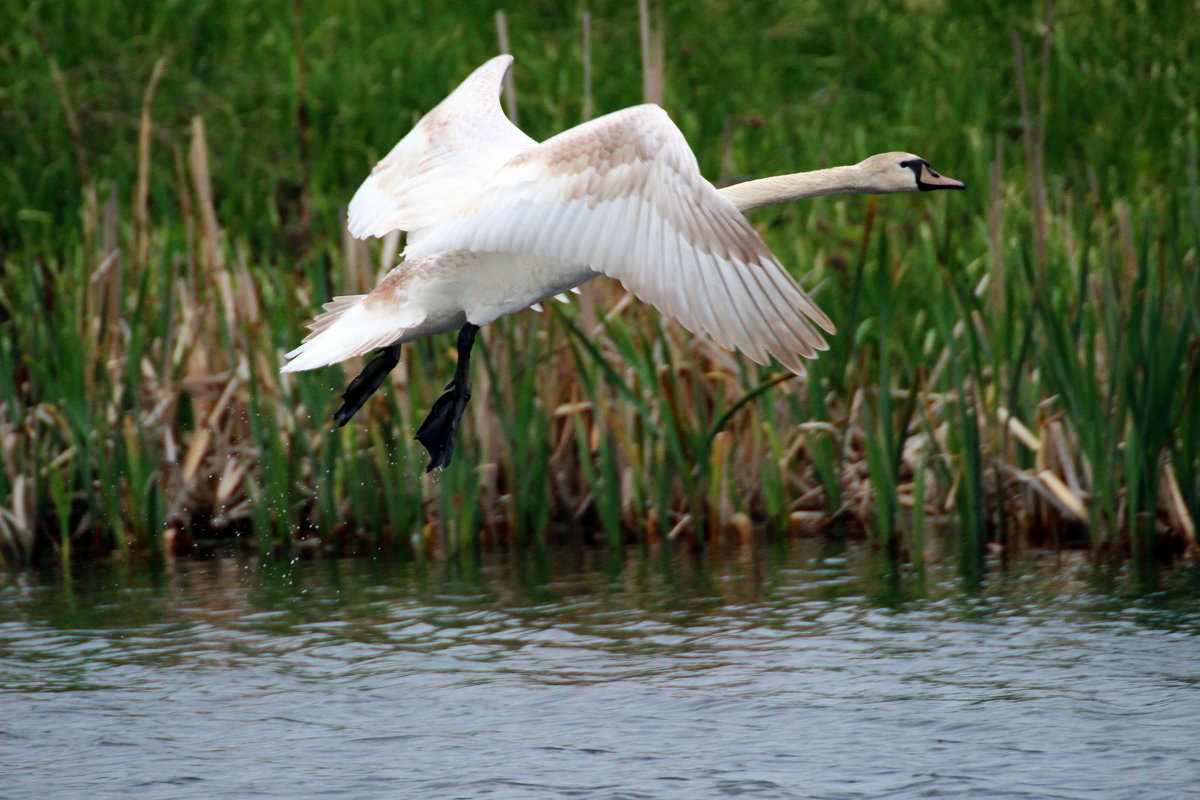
[
  {"x1": 406, "y1": 104, "x2": 834, "y2": 372},
  {"x1": 347, "y1": 55, "x2": 536, "y2": 238}
]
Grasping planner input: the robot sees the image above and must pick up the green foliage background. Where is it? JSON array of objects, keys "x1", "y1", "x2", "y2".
[{"x1": 1, "y1": 0, "x2": 1197, "y2": 568}]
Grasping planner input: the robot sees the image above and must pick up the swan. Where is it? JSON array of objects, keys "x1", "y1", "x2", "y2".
[{"x1": 282, "y1": 55, "x2": 963, "y2": 471}]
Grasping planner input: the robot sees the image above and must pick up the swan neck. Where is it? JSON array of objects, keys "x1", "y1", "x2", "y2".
[{"x1": 722, "y1": 165, "x2": 865, "y2": 212}]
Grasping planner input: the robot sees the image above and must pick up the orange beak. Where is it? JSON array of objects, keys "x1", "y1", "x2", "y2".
[{"x1": 917, "y1": 163, "x2": 965, "y2": 191}]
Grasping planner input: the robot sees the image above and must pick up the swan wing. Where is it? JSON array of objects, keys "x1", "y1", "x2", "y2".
[
  {"x1": 347, "y1": 55, "x2": 536, "y2": 238},
  {"x1": 407, "y1": 104, "x2": 835, "y2": 372}
]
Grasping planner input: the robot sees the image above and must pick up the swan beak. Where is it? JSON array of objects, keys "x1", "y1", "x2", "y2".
[{"x1": 917, "y1": 164, "x2": 965, "y2": 191}]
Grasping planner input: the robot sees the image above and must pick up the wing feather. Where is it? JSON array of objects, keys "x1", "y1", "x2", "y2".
[
  {"x1": 347, "y1": 55, "x2": 536, "y2": 238},
  {"x1": 407, "y1": 104, "x2": 834, "y2": 372}
]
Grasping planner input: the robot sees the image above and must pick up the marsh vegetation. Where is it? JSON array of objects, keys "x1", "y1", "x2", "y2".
[{"x1": 1, "y1": 0, "x2": 1197, "y2": 573}]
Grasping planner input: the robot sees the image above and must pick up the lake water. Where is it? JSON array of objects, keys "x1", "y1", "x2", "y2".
[{"x1": 3, "y1": 542, "x2": 1199, "y2": 800}]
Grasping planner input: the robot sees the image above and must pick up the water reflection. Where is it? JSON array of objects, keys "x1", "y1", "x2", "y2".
[{"x1": 3, "y1": 540, "x2": 1200, "y2": 800}]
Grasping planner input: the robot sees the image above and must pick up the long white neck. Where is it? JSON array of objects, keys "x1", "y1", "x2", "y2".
[{"x1": 718, "y1": 165, "x2": 868, "y2": 212}]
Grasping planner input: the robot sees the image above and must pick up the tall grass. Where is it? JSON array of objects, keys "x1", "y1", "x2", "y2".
[{"x1": 0, "y1": 0, "x2": 1197, "y2": 572}]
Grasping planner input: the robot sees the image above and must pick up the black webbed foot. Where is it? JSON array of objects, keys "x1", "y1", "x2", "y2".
[
  {"x1": 332, "y1": 345, "x2": 401, "y2": 427},
  {"x1": 413, "y1": 323, "x2": 479, "y2": 471},
  {"x1": 414, "y1": 380, "x2": 472, "y2": 472}
]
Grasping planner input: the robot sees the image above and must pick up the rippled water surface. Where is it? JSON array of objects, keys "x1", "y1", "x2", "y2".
[{"x1": 3, "y1": 543, "x2": 1200, "y2": 800}]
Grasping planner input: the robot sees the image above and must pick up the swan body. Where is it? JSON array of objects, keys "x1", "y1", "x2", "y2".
[
  {"x1": 281, "y1": 55, "x2": 962, "y2": 468},
  {"x1": 283, "y1": 54, "x2": 962, "y2": 376}
]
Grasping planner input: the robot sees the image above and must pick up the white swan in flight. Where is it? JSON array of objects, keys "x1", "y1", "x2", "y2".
[{"x1": 282, "y1": 55, "x2": 963, "y2": 470}]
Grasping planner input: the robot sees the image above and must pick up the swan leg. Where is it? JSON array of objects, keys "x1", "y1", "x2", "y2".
[
  {"x1": 332, "y1": 345, "x2": 401, "y2": 427},
  {"x1": 415, "y1": 324, "x2": 480, "y2": 472}
]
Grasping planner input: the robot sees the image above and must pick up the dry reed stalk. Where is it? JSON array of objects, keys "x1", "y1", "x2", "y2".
[
  {"x1": 176, "y1": 116, "x2": 253, "y2": 526},
  {"x1": 1034, "y1": 469, "x2": 1087, "y2": 523},
  {"x1": 1163, "y1": 462, "x2": 1197, "y2": 552},
  {"x1": 233, "y1": 250, "x2": 261, "y2": 325},
  {"x1": 581, "y1": 6, "x2": 593, "y2": 121},
  {"x1": 472, "y1": 341, "x2": 497, "y2": 467},
  {"x1": 180, "y1": 373, "x2": 240, "y2": 483},
  {"x1": 1046, "y1": 420, "x2": 1083, "y2": 498},
  {"x1": 638, "y1": 0, "x2": 664, "y2": 106},
  {"x1": 340, "y1": 227, "x2": 373, "y2": 294},
  {"x1": 709, "y1": 430, "x2": 732, "y2": 532},
  {"x1": 188, "y1": 117, "x2": 224, "y2": 275},
  {"x1": 7, "y1": 475, "x2": 33, "y2": 553},
  {"x1": 997, "y1": 406, "x2": 1041, "y2": 452},
  {"x1": 495, "y1": 10, "x2": 518, "y2": 125},
  {"x1": 1115, "y1": 200, "x2": 1137, "y2": 284},
  {"x1": 378, "y1": 230, "x2": 401, "y2": 280},
  {"x1": 666, "y1": 513, "x2": 691, "y2": 540},
  {"x1": 134, "y1": 55, "x2": 169, "y2": 273},
  {"x1": 45, "y1": 56, "x2": 91, "y2": 190},
  {"x1": 88, "y1": 192, "x2": 121, "y2": 399},
  {"x1": 988, "y1": 135, "x2": 1004, "y2": 306}
]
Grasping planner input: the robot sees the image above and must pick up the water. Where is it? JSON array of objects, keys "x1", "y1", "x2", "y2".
[{"x1": 3, "y1": 543, "x2": 1200, "y2": 800}]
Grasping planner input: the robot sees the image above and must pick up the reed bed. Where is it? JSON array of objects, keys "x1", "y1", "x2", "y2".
[{"x1": 0, "y1": 0, "x2": 1197, "y2": 570}]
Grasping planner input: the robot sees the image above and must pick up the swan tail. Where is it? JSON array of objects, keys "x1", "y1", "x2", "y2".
[{"x1": 281, "y1": 295, "x2": 426, "y2": 373}]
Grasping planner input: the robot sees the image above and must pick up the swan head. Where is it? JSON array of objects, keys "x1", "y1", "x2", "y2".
[{"x1": 854, "y1": 152, "x2": 965, "y2": 193}]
